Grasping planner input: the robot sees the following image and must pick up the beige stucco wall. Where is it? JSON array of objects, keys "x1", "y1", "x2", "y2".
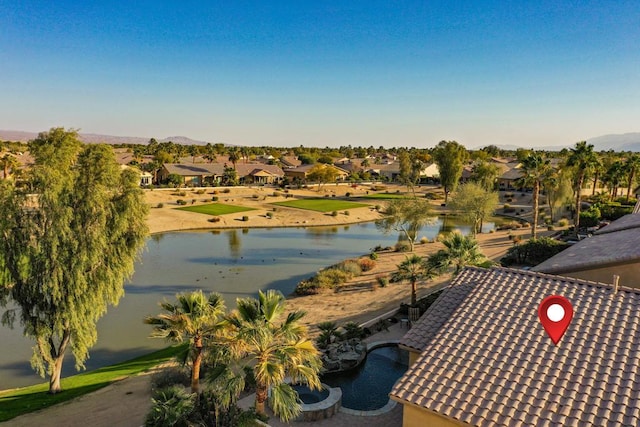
[
  {"x1": 403, "y1": 404, "x2": 469, "y2": 427},
  {"x1": 408, "y1": 350, "x2": 421, "y2": 366},
  {"x1": 558, "y1": 263, "x2": 640, "y2": 289}
]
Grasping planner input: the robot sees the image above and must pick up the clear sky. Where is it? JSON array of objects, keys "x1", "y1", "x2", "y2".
[{"x1": 1, "y1": 1, "x2": 638, "y2": 148}]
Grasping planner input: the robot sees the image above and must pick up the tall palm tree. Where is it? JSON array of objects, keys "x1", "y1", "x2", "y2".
[
  {"x1": 590, "y1": 154, "x2": 603, "y2": 196},
  {"x1": 228, "y1": 148, "x2": 240, "y2": 170},
  {"x1": 603, "y1": 160, "x2": 627, "y2": 199},
  {"x1": 566, "y1": 141, "x2": 598, "y2": 230},
  {"x1": 392, "y1": 254, "x2": 437, "y2": 306},
  {"x1": 427, "y1": 231, "x2": 488, "y2": 275},
  {"x1": 625, "y1": 154, "x2": 640, "y2": 202},
  {"x1": 214, "y1": 290, "x2": 322, "y2": 422},
  {"x1": 0, "y1": 153, "x2": 19, "y2": 179},
  {"x1": 517, "y1": 152, "x2": 551, "y2": 238},
  {"x1": 145, "y1": 290, "x2": 226, "y2": 393}
]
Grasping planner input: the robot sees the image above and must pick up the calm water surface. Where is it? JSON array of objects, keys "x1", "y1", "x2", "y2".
[{"x1": 0, "y1": 218, "x2": 492, "y2": 389}]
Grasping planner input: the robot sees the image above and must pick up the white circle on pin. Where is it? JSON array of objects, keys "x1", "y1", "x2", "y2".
[{"x1": 547, "y1": 304, "x2": 565, "y2": 322}]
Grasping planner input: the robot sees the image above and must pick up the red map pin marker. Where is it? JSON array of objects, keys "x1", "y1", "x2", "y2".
[{"x1": 538, "y1": 295, "x2": 573, "y2": 345}]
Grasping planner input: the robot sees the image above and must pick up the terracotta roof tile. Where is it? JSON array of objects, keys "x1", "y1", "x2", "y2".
[{"x1": 391, "y1": 267, "x2": 640, "y2": 426}]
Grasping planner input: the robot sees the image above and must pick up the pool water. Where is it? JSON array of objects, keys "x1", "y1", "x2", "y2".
[
  {"x1": 322, "y1": 345, "x2": 408, "y2": 410},
  {"x1": 293, "y1": 384, "x2": 330, "y2": 404}
]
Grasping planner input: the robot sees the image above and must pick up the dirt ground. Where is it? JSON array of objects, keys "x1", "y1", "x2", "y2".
[{"x1": 4, "y1": 184, "x2": 542, "y2": 427}]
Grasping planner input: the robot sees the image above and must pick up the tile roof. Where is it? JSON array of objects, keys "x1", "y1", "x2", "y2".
[
  {"x1": 391, "y1": 267, "x2": 640, "y2": 427},
  {"x1": 532, "y1": 215, "x2": 640, "y2": 275}
]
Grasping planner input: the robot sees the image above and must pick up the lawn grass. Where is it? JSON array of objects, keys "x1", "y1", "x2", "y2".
[
  {"x1": 356, "y1": 193, "x2": 411, "y2": 200},
  {"x1": 176, "y1": 203, "x2": 255, "y2": 216},
  {"x1": 272, "y1": 199, "x2": 369, "y2": 212},
  {"x1": 0, "y1": 345, "x2": 185, "y2": 422}
]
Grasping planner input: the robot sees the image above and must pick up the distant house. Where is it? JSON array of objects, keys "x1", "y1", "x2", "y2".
[
  {"x1": 532, "y1": 213, "x2": 640, "y2": 288},
  {"x1": 283, "y1": 164, "x2": 349, "y2": 181},
  {"x1": 392, "y1": 267, "x2": 640, "y2": 426},
  {"x1": 279, "y1": 156, "x2": 302, "y2": 168},
  {"x1": 497, "y1": 165, "x2": 524, "y2": 190},
  {"x1": 369, "y1": 162, "x2": 439, "y2": 183},
  {"x1": 158, "y1": 163, "x2": 284, "y2": 186}
]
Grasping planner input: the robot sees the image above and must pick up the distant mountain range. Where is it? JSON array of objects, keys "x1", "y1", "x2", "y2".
[
  {"x1": 1, "y1": 129, "x2": 639, "y2": 152},
  {"x1": 0, "y1": 130, "x2": 211, "y2": 146}
]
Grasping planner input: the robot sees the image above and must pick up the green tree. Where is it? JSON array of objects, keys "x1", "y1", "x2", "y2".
[
  {"x1": 391, "y1": 254, "x2": 437, "y2": 306},
  {"x1": 516, "y1": 153, "x2": 551, "y2": 238},
  {"x1": 448, "y1": 182, "x2": 499, "y2": 236},
  {"x1": 0, "y1": 153, "x2": 19, "y2": 179},
  {"x1": 0, "y1": 128, "x2": 149, "y2": 393},
  {"x1": 566, "y1": 141, "x2": 598, "y2": 230},
  {"x1": 472, "y1": 160, "x2": 501, "y2": 190},
  {"x1": 222, "y1": 166, "x2": 238, "y2": 186},
  {"x1": 307, "y1": 164, "x2": 340, "y2": 191},
  {"x1": 377, "y1": 198, "x2": 435, "y2": 251},
  {"x1": 145, "y1": 291, "x2": 226, "y2": 393},
  {"x1": 603, "y1": 160, "x2": 627, "y2": 199},
  {"x1": 543, "y1": 167, "x2": 573, "y2": 222},
  {"x1": 212, "y1": 290, "x2": 322, "y2": 422},
  {"x1": 427, "y1": 231, "x2": 488, "y2": 275},
  {"x1": 432, "y1": 141, "x2": 468, "y2": 203},
  {"x1": 398, "y1": 150, "x2": 423, "y2": 195},
  {"x1": 167, "y1": 173, "x2": 184, "y2": 187},
  {"x1": 624, "y1": 154, "x2": 640, "y2": 202},
  {"x1": 228, "y1": 148, "x2": 240, "y2": 170}
]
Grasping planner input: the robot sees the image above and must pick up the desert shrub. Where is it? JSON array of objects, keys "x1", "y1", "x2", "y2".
[
  {"x1": 178, "y1": 191, "x2": 187, "y2": 197},
  {"x1": 242, "y1": 215, "x2": 249, "y2": 221},
  {"x1": 208, "y1": 217, "x2": 221, "y2": 223},
  {"x1": 506, "y1": 198, "x2": 513, "y2": 203},
  {"x1": 195, "y1": 189, "x2": 205, "y2": 194},
  {"x1": 266, "y1": 212, "x2": 273, "y2": 218},
  {"x1": 371, "y1": 185, "x2": 387, "y2": 191},
  {"x1": 579, "y1": 207, "x2": 601, "y2": 228},
  {"x1": 150, "y1": 367, "x2": 190, "y2": 391},
  {"x1": 331, "y1": 211, "x2": 338, "y2": 216},
  {"x1": 294, "y1": 280, "x2": 321, "y2": 295},
  {"x1": 357, "y1": 257, "x2": 376, "y2": 272},
  {"x1": 501, "y1": 237, "x2": 570, "y2": 267},
  {"x1": 156, "y1": 203, "x2": 164, "y2": 208},
  {"x1": 176, "y1": 199, "x2": 187, "y2": 205},
  {"x1": 419, "y1": 236, "x2": 429, "y2": 244},
  {"x1": 598, "y1": 203, "x2": 633, "y2": 221},
  {"x1": 338, "y1": 260, "x2": 362, "y2": 277},
  {"x1": 343, "y1": 210, "x2": 350, "y2": 216},
  {"x1": 252, "y1": 194, "x2": 260, "y2": 199},
  {"x1": 614, "y1": 196, "x2": 637, "y2": 205},
  {"x1": 558, "y1": 218, "x2": 569, "y2": 227},
  {"x1": 272, "y1": 191, "x2": 282, "y2": 197},
  {"x1": 345, "y1": 192, "x2": 351, "y2": 197},
  {"x1": 424, "y1": 192, "x2": 439, "y2": 200},
  {"x1": 315, "y1": 268, "x2": 351, "y2": 288},
  {"x1": 369, "y1": 251, "x2": 378, "y2": 260},
  {"x1": 222, "y1": 188, "x2": 231, "y2": 193},
  {"x1": 191, "y1": 199, "x2": 196, "y2": 204},
  {"x1": 376, "y1": 275, "x2": 388, "y2": 288},
  {"x1": 503, "y1": 204, "x2": 515, "y2": 213},
  {"x1": 395, "y1": 241, "x2": 411, "y2": 252},
  {"x1": 374, "y1": 204, "x2": 381, "y2": 211},
  {"x1": 399, "y1": 290, "x2": 444, "y2": 315}
]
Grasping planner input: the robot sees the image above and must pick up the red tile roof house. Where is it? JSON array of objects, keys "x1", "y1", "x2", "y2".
[{"x1": 390, "y1": 267, "x2": 640, "y2": 427}]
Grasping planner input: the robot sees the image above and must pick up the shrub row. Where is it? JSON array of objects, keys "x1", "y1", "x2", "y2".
[{"x1": 294, "y1": 257, "x2": 377, "y2": 295}]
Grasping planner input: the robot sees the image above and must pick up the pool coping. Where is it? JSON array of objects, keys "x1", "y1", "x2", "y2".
[{"x1": 337, "y1": 339, "x2": 403, "y2": 416}]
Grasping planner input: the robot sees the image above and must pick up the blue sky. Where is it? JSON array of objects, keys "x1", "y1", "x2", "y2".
[{"x1": 1, "y1": 1, "x2": 638, "y2": 148}]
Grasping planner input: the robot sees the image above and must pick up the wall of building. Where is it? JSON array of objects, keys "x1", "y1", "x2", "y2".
[
  {"x1": 559, "y1": 263, "x2": 640, "y2": 289},
  {"x1": 402, "y1": 404, "x2": 469, "y2": 427}
]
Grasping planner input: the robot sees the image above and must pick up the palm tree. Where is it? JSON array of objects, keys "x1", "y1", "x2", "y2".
[
  {"x1": 603, "y1": 160, "x2": 627, "y2": 199},
  {"x1": 392, "y1": 254, "x2": 437, "y2": 306},
  {"x1": 566, "y1": 141, "x2": 598, "y2": 230},
  {"x1": 0, "y1": 153, "x2": 19, "y2": 179},
  {"x1": 228, "y1": 148, "x2": 240, "y2": 170},
  {"x1": 427, "y1": 231, "x2": 488, "y2": 275},
  {"x1": 215, "y1": 290, "x2": 322, "y2": 422},
  {"x1": 145, "y1": 290, "x2": 226, "y2": 393},
  {"x1": 625, "y1": 154, "x2": 640, "y2": 202},
  {"x1": 517, "y1": 152, "x2": 551, "y2": 238}
]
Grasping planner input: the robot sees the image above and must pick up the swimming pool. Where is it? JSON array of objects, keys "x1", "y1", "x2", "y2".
[
  {"x1": 322, "y1": 344, "x2": 408, "y2": 411},
  {"x1": 292, "y1": 383, "x2": 330, "y2": 404}
]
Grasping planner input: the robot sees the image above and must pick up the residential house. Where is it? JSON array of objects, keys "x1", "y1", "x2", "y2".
[
  {"x1": 392, "y1": 266, "x2": 640, "y2": 426},
  {"x1": 283, "y1": 164, "x2": 349, "y2": 181},
  {"x1": 497, "y1": 164, "x2": 524, "y2": 191},
  {"x1": 532, "y1": 213, "x2": 640, "y2": 288},
  {"x1": 158, "y1": 163, "x2": 284, "y2": 186},
  {"x1": 369, "y1": 162, "x2": 439, "y2": 183},
  {"x1": 279, "y1": 156, "x2": 302, "y2": 169}
]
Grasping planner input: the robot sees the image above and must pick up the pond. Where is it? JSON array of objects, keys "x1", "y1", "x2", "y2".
[
  {"x1": 322, "y1": 344, "x2": 409, "y2": 411},
  {"x1": 0, "y1": 217, "x2": 494, "y2": 389}
]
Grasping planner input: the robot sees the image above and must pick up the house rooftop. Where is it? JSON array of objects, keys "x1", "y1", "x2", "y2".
[
  {"x1": 532, "y1": 214, "x2": 640, "y2": 274},
  {"x1": 392, "y1": 267, "x2": 640, "y2": 426}
]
